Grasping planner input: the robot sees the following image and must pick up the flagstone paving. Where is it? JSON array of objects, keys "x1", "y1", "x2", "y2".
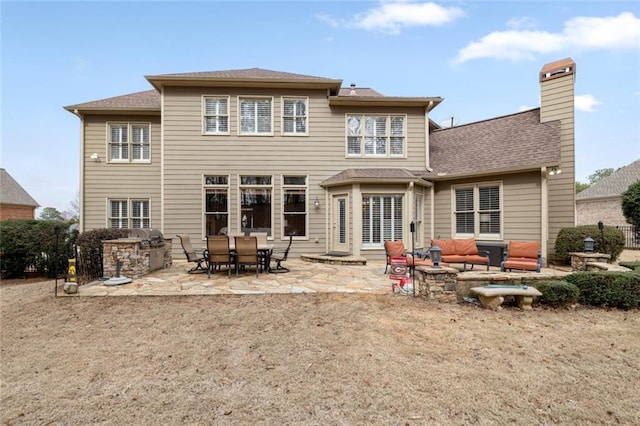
[{"x1": 71, "y1": 259, "x2": 393, "y2": 297}]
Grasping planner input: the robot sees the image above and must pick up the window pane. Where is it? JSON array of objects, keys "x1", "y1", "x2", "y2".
[
  {"x1": 347, "y1": 116, "x2": 361, "y2": 135},
  {"x1": 205, "y1": 188, "x2": 228, "y2": 213},
  {"x1": 479, "y1": 186, "x2": 500, "y2": 210},
  {"x1": 241, "y1": 176, "x2": 271, "y2": 185},
  {"x1": 205, "y1": 175, "x2": 228, "y2": 185},
  {"x1": 348, "y1": 137, "x2": 361, "y2": 154},
  {"x1": 241, "y1": 188, "x2": 272, "y2": 236},
  {"x1": 390, "y1": 137, "x2": 403, "y2": 155},
  {"x1": 337, "y1": 199, "x2": 346, "y2": 244},
  {"x1": 284, "y1": 189, "x2": 306, "y2": 212},
  {"x1": 206, "y1": 214, "x2": 228, "y2": 236},
  {"x1": 283, "y1": 176, "x2": 306, "y2": 185},
  {"x1": 456, "y1": 188, "x2": 474, "y2": 211},
  {"x1": 456, "y1": 212, "x2": 474, "y2": 234}
]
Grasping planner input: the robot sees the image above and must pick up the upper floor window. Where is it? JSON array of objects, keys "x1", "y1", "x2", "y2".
[
  {"x1": 282, "y1": 97, "x2": 307, "y2": 135},
  {"x1": 109, "y1": 199, "x2": 150, "y2": 228},
  {"x1": 239, "y1": 97, "x2": 272, "y2": 135},
  {"x1": 453, "y1": 183, "x2": 502, "y2": 239},
  {"x1": 203, "y1": 96, "x2": 229, "y2": 134},
  {"x1": 108, "y1": 123, "x2": 150, "y2": 162},
  {"x1": 346, "y1": 115, "x2": 405, "y2": 158}
]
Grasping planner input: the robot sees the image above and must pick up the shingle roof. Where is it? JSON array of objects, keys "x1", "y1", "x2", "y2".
[
  {"x1": 321, "y1": 168, "x2": 425, "y2": 187},
  {"x1": 64, "y1": 90, "x2": 160, "y2": 112},
  {"x1": 427, "y1": 109, "x2": 561, "y2": 177},
  {"x1": 576, "y1": 159, "x2": 640, "y2": 200},
  {"x1": 151, "y1": 67, "x2": 336, "y2": 81},
  {"x1": 337, "y1": 87, "x2": 384, "y2": 97},
  {"x1": 0, "y1": 168, "x2": 39, "y2": 207}
]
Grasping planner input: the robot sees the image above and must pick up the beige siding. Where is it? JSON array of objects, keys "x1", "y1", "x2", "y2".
[
  {"x1": 162, "y1": 86, "x2": 429, "y2": 256},
  {"x1": 82, "y1": 114, "x2": 162, "y2": 231},
  {"x1": 540, "y1": 75, "x2": 576, "y2": 257},
  {"x1": 432, "y1": 171, "x2": 542, "y2": 246}
]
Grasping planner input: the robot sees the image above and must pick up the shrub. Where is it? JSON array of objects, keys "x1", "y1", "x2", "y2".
[
  {"x1": 621, "y1": 181, "x2": 640, "y2": 229},
  {"x1": 75, "y1": 228, "x2": 129, "y2": 281},
  {"x1": 554, "y1": 225, "x2": 625, "y2": 265},
  {"x1": 536, "y1": 280, "x2": 580, "y2": 307},
  {"x1": 619, "y1": 261, "x2": 640, "y2": 272},
  {"x1": 565, "y1": 271, "x2": 640, "y2": 310}
]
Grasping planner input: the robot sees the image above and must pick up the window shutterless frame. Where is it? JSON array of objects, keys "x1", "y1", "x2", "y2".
[
  {"x1": 107, "y1": 198, "x2": 150, "y2": 228},
  {"x1": 451, "y1": 181, "x2": 503, "y2": 240},
  {"x1": 345, "y1": 114, "x2": 406, "y2": 158},
  {"x1": 281, "y1": 97, "x2": 308, "y2": 136},
  {"x1": 202, "y1": 95, "x2": 230, "y2": 135},
  {"x1": 106, "y1": 122, "x2": 151, "y2": 163},
  {"x1": 282, "y1": 175, "x2": 308, "y2": 238},
  {"x1": 238, "y1": 96, "x2": 274, "y2": 135}
]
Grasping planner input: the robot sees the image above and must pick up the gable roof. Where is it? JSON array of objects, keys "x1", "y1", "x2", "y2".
[
  {"x1": 64, "y1": 90, "x2": 160, "y2": 114},
  {"x1": 0, "y1": 168, "x2": 39, "y2": 207},
  {"x1": 426, "y1": 108, "x2": 561, "y2": 179},
  {"x1": 321, "y1": 168, "x2": 428, "y2": 187},
  {"x1": 576, "y1": 159, "x2": 640, "y2": 200}
]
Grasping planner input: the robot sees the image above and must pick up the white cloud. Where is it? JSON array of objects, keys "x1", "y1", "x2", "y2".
[
  {"x1": 320, "y1": 1, "x2": 465, "y2": 34},
  {"x1": 455, "y1": 12, "x2": 640, "y2": 63},
  {"x1": 575, "y1": 94, "x2": 602, "y2": 112}
]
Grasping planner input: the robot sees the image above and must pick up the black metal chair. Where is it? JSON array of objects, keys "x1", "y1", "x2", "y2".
[
  {"x1": 177, "y1": 235, "x2": 206, "y2": 273},
  {"x1": 269, "y1": 233, "x2": 293, "y2": 273}
]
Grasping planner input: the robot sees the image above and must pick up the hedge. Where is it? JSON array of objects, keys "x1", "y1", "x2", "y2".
[
  {"x1": 536, "y1": 280, "x2": 580, "y2": 308},
  {"x1": 565, "y1": 271, "x2": 640, "y2": 310},
  {"x1": 554, "y1": 225, "x2": 625, "y2": 265}
]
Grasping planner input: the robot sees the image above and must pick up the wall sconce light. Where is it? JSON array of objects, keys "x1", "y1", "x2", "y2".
[
  {"x1": 548, "y1": 166, "x2": 562, "y2": 176},
  {"x1": 583, "y1": 237, "x2": 594, "y2": 253},
  {"x1": 90, "y1": 153, "x2": 100, "y2": 162},
  {"x1": 313, "y1": 197, "x2": 320, "y2": 209},
  {"x1": 429, "y1": 245, "x2": 442, "y2": 268}
]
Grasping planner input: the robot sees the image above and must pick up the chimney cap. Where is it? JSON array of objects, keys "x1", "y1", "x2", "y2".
[{"x1": 540, "y1": 57, "x2": 576, "y2": 82}]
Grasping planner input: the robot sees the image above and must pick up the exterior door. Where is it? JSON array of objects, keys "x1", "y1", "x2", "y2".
[{"x1": 332, "y1": 195, "x2": 349, "y2": 253}]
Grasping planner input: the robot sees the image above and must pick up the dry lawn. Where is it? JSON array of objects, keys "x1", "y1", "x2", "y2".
[{"x1": 1, "y1": 279, "x2": 639, "y2": 425}]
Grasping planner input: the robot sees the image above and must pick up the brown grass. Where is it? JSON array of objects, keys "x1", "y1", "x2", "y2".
[{"x1": 2, "y1": 279, "x2": 639, "y2": 425}]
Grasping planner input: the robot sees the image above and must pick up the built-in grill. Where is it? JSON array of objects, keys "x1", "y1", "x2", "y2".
[{"x1": 129, "y1": 229, "x2": 165, "y2": 248}]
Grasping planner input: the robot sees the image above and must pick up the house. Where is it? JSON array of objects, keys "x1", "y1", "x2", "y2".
[
  {"x1": 64, "y1": 58, "x2": 576, "y2": 265},
  {"x1": 576, "y1": 159, "x2": 640, "y2": 227},
  {"x1": 0, "y1": 168, "x2": 40, "y2": 220}
]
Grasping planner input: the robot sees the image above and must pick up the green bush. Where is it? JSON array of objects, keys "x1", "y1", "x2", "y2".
[
  {"x1": 565, "y1": 271, "x2": 640, "y2": 310},
  {"x1": 621, "y1": 181, "x2": 640, "y2": 229},
  {"x1": 554, "y1": 225, "x2": 625, "y2": 265},
  {"x1": 619, "y1": 261, "x2": 640, "y2": 272},
  {"x1": 75, "y1": 228, "x2": 129, "y2": 281},
  {"x1": 0, "y1": 220, "x2": 74, "y2": 279},
  {"x1": 536, "y1": 280, "x2": 580, "y2": 307}
]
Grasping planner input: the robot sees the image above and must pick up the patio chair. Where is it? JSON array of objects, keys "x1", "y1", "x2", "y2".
[
  {"x1": 250, "y1": 232, "x2": 271, "y2": 272},
  {"x1": 234, "y1": 236, "x2": 260, "y2": 278},
  {"x1": 206, "y1": 235, "x2": 233, "y2": 278},
  {"x1": 500, "y1": 241, "x2": 542, "y2": 272},
  {"x1": 383, "y1": 240, "x2": 443, "y2": 274},
  {"x1": 177, "y1": 235, "x2": 206, "y2": 274},
  {"x1": 269, "y1": 233, "x2": 293, "y2": 273}
]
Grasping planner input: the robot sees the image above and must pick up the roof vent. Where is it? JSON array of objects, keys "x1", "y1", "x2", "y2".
[{"x1": 350, "y1": 83, "x2": 356, "y2": 95}]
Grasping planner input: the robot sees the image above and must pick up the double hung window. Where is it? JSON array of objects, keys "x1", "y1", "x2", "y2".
[
  {"x1": 109, "y1": 199, "x2": 150, "y2": 228},
  {"x1": 347, "y1": 115, "x2": 405, "y2": 157},
  {"x1": 362, "y1": 195, "x2": 403, "y2": 247},
  {"x1": 453, "y1": 183, "x2": 501, "y2": 238},
  {"x1": 282, "y1": 98, "x2": 307, "y2": 135},
  {"x1": 240, "y1": 176, "x2": 272, "y2": 235},
  {"x1": 203, "y1": 96, "x2": 229, "y2": 134},
  {"x1": 282, "y1": 176, "x2": 307, "y2": 237},
  {"x1": 204, "y1": 175, "x2": 229, "y2": 236},
  {"x1": 108, "y1": 123, "x2": 150, "y2": 162},
  {"x1": 239, "y1": 97, "x2": 272, "y2": 134}
]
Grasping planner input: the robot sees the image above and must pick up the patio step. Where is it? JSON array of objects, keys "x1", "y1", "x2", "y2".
[{"x1": 300, "y1": 254, "x2": 367, "y2": 266}]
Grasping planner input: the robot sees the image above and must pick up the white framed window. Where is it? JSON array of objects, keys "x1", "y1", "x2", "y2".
[
  {"x1": 239, "y1": 176, "x2": 273, "y2": 235},
  {"x1": 203, "y1": 96, "x2": 229, "y2": 134},
  {"x1": 203, "y1": 175, "x2": 229, "y2": 237},
  {"x1": 239, "y1": 97, "x2": 272, "y2": 135},
  {"x1": 453, "y1": 183, "x2": 502, "y2": 239},
  {"x1": 108, "y1": 199, "x2": 150, "y2": 228},
  {"x1": 282, "y1": 175, "x2": 307, "y2": 237},
  {"x1": 362, "y1": 194, "x2": 403, "y2": 248},
  {"x1": 282, "y1": 97, "x2": 307, "y2": 135},
  {"x1": 414, "y1": 193, "x2": 424, "y2": 247},
  {"x1": 346, "y1": 115, "x2": 405, "y2": 158},
  {"x1": 108, "y1": 123, "x2": 150, "y2": 162}
]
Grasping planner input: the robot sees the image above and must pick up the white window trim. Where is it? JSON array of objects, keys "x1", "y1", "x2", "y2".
[
  {"x1": 238, "y1": 175, "x2": 274, "y2": 235},
  {"x1": 281, "y1": 97, "x2": 309, "y2": 136},
  {"x1": 361, "y1": 193, "x2": 405, "y2": 249},
  {"x1": 202, "y1": 174, "x2": 230, "y2": 239},
  {"x1": 238, "y1": 96, "x2": 274, "y2": 136},
  {"x1": 106, "y1": 198, "x2": 151, "y2": 229},
  {"x1": 202, "y1": 95, "x2": 230, "y2": 136},
  {"x1": 281, "y1": 175, "x2": 309, "y2": 240},
  {"x1": 344, "y1": 114, "x2": 406, "y2": 159},
  {"x1": 106, "y1": 122, "x2": 151, "y2": 163},
  {"x1": 451, "y1": 181, "x2": 503, "y2": 240}
]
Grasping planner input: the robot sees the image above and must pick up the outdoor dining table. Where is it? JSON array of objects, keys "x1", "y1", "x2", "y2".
[{"x1": 202, "y1": 242, "x2": 274, "y2": 273}]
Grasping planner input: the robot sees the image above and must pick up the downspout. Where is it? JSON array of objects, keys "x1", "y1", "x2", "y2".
[
  {"x1": 541, "y1": 167, "x2": 549, "y2": 266},
  {"x1": 430, "y1": 184, "x2": 435, "y2": 242},
  {"x1": 160, "y1": 87, "x2": 165, "y2": 233},
  {"x1": 425, "y1": 102, "x2": 433, "y2": 171}
]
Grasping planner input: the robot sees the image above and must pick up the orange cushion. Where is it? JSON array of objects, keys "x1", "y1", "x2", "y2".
[
  {"x1": 442, "y1": 254, "x2": 488, "y2": 264},
  {"x1": 384, "y1": 240, "x2": 407, "y2": 258},
  {"x1": 508, "y1": 241, "x2": 539, "y2": 259},
  {"x1": 503, "y1": 259, "x2": 538, "y2": 271},
  {"x1": 454, "y1": 238, "x2": 478, "y2": 256},
  {"x1": 431, "y1": 239, "x2": 456, "y2": 256}
]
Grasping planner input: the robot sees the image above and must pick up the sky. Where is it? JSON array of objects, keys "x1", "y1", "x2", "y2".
[{"x1": 1, "y1": 0, "x2": 639, "y2": 215}]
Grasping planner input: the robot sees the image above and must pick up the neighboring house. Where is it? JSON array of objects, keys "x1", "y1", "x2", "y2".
[
  {"x1": 0, "y1": 168, "x2": 40, "y2": 220},
  {"x1": 576, "y1": 159, "x2": 640, "y2": 227},
  {"x1": 64, "y1": 58, "x2": 576, "y2": 264}
]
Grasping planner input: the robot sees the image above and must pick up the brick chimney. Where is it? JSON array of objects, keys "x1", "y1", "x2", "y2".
[{"x1": 539, "y1": 57, "x2": 576, "y2": 255}]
